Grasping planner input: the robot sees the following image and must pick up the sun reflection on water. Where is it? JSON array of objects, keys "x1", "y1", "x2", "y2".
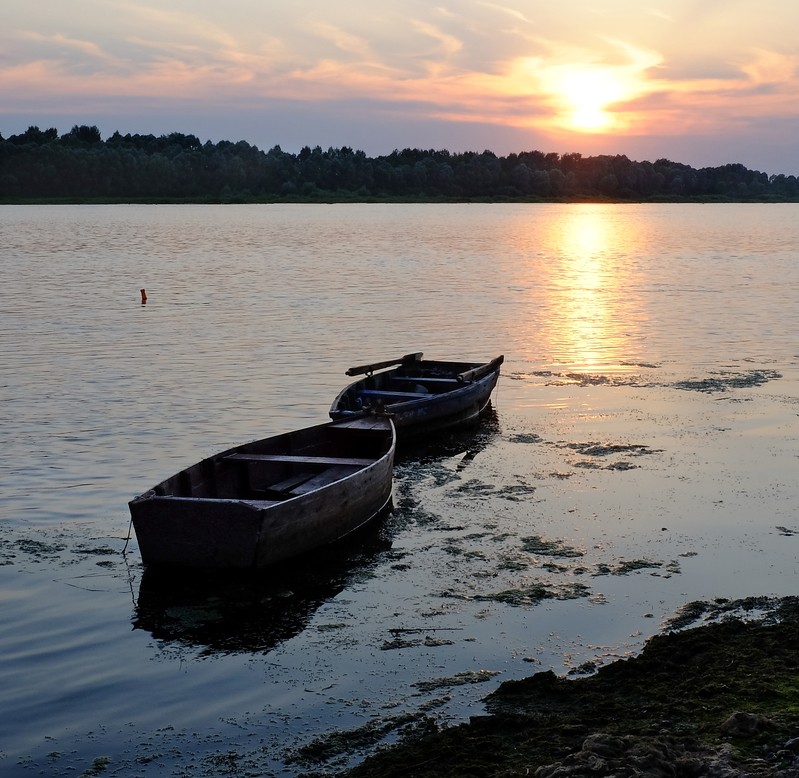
[{"x1": 514, "y1": 206, "x2": 648, "y2": 372}]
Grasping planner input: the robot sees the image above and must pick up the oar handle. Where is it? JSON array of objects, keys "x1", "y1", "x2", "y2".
[{"x1": 457, "y1": 355, "x2": 504, "y2": 383}]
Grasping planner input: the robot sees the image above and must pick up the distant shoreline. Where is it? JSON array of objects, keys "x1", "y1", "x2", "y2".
[
  {"x1": 3, "y1": 194, "x2": 799, "y2": 205},
  {"x1": 3, "y1": 128, "x2": 798, "y2": 202}
]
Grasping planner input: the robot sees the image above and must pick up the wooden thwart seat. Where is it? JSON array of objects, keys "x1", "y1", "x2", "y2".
[
  {"x1": 268, "y1": 471, "x2": 316, "y2": 493},
  {"x1": 391, "y1": 376, "x2": 460, "y2": 384},
  {"x1": 288, "y1": 465, "x2": 361, "y2": 495},
  {"x1": 357, "y1": 389, "x2": 429, "y2": 399},
  {"x1": 225, "y1": 452, "x2": 375, "y2": 466},
  {"x1": 252, "y1": 465, "x2": 364, "y2": 501}
]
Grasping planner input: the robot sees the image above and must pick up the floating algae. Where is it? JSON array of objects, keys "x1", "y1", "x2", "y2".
[
  {"x1": 594, "y1": 559, "x2": 663, "y2": 576},
  {"x1": 520, "y1": 535, "x2": 584, "y2": 558},
  {"x1": 563, "y1": 441, "x2": 660, "y2": 457},
  {"x1": 674, "y1": 369, "x2": 781, "y2": 393},
  {"x1": 413, "y1": 669, "x2": 501, "y2": 693},
  {"x1": 474, "y1": 582, "x2": 591, "y2": 606}
]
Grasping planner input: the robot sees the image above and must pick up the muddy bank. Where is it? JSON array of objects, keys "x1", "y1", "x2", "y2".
[{"x1": 342, "y1": 597, "x2": 799, "y2": 777}]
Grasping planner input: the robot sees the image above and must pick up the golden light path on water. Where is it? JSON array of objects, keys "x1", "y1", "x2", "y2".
[{"x1": 507, "y1": 205, "x2": 649, "y2": 375}]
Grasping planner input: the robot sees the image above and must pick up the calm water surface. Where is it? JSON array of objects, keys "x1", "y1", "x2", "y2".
[{"x1": 1, "y1": 203, "x2": 798, "y2": 775}]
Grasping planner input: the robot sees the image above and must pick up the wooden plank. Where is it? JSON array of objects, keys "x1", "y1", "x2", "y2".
[
  {"x1": 269, "y1": 471, "x2": 315, "y2": 492},
  {"x1": 288, "y1": 465, "x2": 361, "y2": 495},
  {"x1": 358, "y1": 389, "x2": 429, "y2": 399},
  {"x1": 345, "y1": 352, "x2": 423, "y2": 377},
  {"x1": 330, "y1": 416, "x2": 391, "y2": 430},
  {"x1": 226, "y1": 453, "x2": 375, "y2": 466},
  {"x1": 391, "y1": 376, "x2": 460, "y2": 384}
]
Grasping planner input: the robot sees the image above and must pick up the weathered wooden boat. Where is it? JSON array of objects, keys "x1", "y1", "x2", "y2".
[
  {"x1": 329, "y1": 353, "x2": 504, "y2": 439},
  {"x1": 129, "y1": 414, "x2": 396, "y2": 569}
]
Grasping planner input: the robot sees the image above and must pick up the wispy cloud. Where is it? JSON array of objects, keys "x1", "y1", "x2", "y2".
[
  {"x1": 476, "y1": 1, "x2": 533, "y2": 25},
  {"x1": 307, "y1": 22, "x2": 375, "y2": 60},
  {"x1": 20, "y1": 31, "x2": 118, "y2": 65},
  {"x1": 2, "y1": 0, "x2": 799, "y2": 166}
]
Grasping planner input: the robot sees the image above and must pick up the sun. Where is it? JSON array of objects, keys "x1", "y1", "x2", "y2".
[
  {"x1": 506, "y1": 44, "x2": 660, "y2": 134},
  {"x1": 555, "y1": 67, "x2": 630, "y2": 132}
]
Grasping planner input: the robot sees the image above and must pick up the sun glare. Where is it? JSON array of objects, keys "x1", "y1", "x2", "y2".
[{"x1": 556, "y1": 68, "x2": 629, "y2": 132}]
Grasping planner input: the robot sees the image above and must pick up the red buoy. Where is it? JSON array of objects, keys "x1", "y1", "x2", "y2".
[{"x1": 140, "y1": 288, "x2": 147, "y2": 304}]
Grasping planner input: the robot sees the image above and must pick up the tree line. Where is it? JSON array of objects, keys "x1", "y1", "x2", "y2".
[{"x1": 2, "y1": 123, "x2": 798, "y2": 202}]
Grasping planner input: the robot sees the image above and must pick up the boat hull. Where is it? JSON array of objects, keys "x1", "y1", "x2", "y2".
[
  {"x1": 129, "y1": 415, "x2": 395, "y2": 569},
  {"x1": 329, "y1": 356, "x2": 503, "y2": 440}
]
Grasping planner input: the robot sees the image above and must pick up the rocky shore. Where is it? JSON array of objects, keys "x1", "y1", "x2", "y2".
[{"x1": 343, "y1": 597, "x2": 799, "y2": 777}]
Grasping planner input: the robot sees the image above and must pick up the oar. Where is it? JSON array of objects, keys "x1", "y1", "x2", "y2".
[
  {"x1": 457, "y1": 355, "x2": 505, "y2": 383},
  {"x1": 345, "y1": 351, "x2": 423, "y2": 377}
]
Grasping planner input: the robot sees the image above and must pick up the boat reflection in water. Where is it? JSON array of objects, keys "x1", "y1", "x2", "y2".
[
  {"x1": 395, "y1": 403, "x2": 501, "y2": 466},
  {"x1": 132, "y1": 516, "x2": 392, "y2": 656}
]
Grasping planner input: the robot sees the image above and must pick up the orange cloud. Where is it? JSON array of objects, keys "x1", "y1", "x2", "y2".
[{"x1": 3, "y1": 1, "x2": 799, "y2": 147}]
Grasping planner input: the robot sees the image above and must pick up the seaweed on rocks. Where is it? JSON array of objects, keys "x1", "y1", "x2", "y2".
[{"x1": 343, "y1": 597, "x2": 799, "y2": 778}]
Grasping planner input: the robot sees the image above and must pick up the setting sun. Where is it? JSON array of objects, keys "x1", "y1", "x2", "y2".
[{"x1": 554, "y1": 67, "x2": 632, "y2": 132}]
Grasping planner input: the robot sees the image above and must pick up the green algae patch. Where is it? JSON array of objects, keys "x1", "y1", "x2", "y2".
[
  {"x1": 675, "y1": 369, "x2": 782, "y2": 393},
  {"x1": 508, "y1": 432, "x2": 544, "y2": 444},
  {"x1": 413, "y1": 669, "x2": 501, "y2": 693},
  {"x1": 479, "y1": 583, "x2": 552, "y2": 605},
  {"x1": 80, "y1": 756, "x2": 111, "y2": 776},
  {"x1": 343, "y1": 597, "x2": 799, "y2": 778},
  {"x1": 497, "y1": 554, "x2": 530, "y2": 571},
  {"x1": 441, "y1": 541, "x2": 487, "y2": 561},
  {"x1": 665, "y1": 595, "x2": 786, "y2": 630},
  {"x1": 594, "y1": 558, "x2": 663, "y2": 576},
  {"x1": 520, "y1": 535, "x2": 584, "y2": 558},
  {"x1": 73, "y1": 544, "x2": 116, "y2": 555},
  {"x1": 452, "y1": 478, "x2": 538, "y2": 501},
  {"x1": 286, "y1": 712, "x2": 436, "y2": 767},
  {"x1": 605, "y1": 460, "x2": 639, "y2": 471},
  {"x1": 560, "y1": 372, "x2": 647, "y2": 387},
  {"x1": 15, "y1": 538, "x2": 68, "y2": 559},
  {"x1": 564, "y1": 441, "x2": 659, "y2": 457},
  {"x1": 563, "y1": 441, "x2": 662, "y2": 471},
  {"x1": 475, "y1": 582, "x2": 591, "y2": 606}
]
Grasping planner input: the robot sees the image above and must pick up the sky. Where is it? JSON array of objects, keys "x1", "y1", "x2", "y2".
[{"x1": 2, "y1": 1, "x2": 799, "y2": 175}]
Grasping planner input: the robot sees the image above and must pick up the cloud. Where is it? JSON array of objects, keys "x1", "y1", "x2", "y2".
[
  {"x1": 739, "y1": 49, "x2": 798, "y2": 87},
  {"x1": 307, "y1": 22, "x2": 375, "y2": 60},
  {"x1": 20, "y1": 31, "x2": 118, "y2": 65},
  {"x1": 3, "y1": 0, "x2": 799, "y2": 173},
  {"x1": 475, "y1": 2, "x2": 533, "y2": 25},
  {"x1": 410, "y1": 19, "x2": 463, "y2": 61},
  {"x1": 111, "y1": 1, "x2": 242, "y2": 51}
]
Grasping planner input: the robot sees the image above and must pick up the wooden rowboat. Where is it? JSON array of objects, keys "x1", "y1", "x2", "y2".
[
  {"x1": 129, "y1": 414, "x2": 396, "y2": 569},
  {"x1": 329, "y1": 353, "x2": 504, "y2": 440}
]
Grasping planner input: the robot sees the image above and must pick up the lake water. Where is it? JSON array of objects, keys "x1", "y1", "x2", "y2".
[{"x1": 1, "y1": 203, "x2": 798, "y2": 776}]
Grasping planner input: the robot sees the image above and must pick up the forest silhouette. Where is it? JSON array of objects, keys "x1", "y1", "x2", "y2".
[{"x1": 2, "y1": 124, "x2": 798, "y2": 202}]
